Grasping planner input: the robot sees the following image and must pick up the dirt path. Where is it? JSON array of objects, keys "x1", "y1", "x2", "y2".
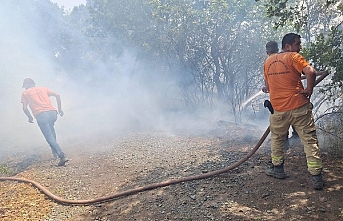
[{"x1": 1, "y1": 124, "x2": 342, "y2": 221}]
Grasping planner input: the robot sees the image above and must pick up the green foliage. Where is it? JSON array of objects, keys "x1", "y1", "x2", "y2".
[
  {"x1": 263, "y1": 0, "x2": 306, "y2": 31},
  {"x1": 302, "y1": 26, "x2": 343, "y2": 99},
  {"x1": 257, "y1": 0, "x2": 343, "y2": 90},
  {"x1": 149, "y1": 0, "x2": 270, "y2": 114},
  {"x1": 0, "y1": 165, "x2": 9, "y2": 174},
  {"x1": 259, "y1": 0, "x2": 342, "y2": 32}
]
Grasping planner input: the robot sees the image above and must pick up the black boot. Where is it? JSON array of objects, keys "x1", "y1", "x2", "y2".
[
  {"x1": 312, "y1": 174, "x2": 324, "y2": 190},
  {"x1": 265, "y1": 163, "x2": 288, "y2": 179}
]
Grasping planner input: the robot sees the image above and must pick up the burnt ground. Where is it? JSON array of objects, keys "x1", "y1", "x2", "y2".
[{"x1": 0, "y1": 122, "x2": 343, "y2": 221}]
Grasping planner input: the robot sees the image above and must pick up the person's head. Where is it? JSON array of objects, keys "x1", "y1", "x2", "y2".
[
  {"x1": 282, "y1": 33, "x2": 302, "y2": 53},
  {"x1": 22, "y1": 78, "x2": 35, "y2": 89},
  {"x1": 265, "y1": 41, "x2": 278, "y2": 55}
]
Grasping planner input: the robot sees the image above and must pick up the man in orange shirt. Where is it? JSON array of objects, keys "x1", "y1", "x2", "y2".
[
  {"x1": 263, "y1": 33, "x2": 324, "y2": 190},
  {"x1": 21, "y1": 78, "x2": 68, "y2": 166}
]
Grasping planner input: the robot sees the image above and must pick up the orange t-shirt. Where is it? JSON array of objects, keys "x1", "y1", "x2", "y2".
[
  {"x1": 264, "y1": 52, "x2": 310, "y2": 112},
  {"x1": 21, "y1": 87, "x2": 57, "y2": 117}
]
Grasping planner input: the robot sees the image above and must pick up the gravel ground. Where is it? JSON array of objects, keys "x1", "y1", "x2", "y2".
[{"x1": 1, "y1": 122, "x2": 343, "y2": 221}]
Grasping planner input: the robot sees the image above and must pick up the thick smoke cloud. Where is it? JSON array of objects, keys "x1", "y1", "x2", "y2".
[{"x1": 0, "y1": 1, "x2": 229, "y2": 158}]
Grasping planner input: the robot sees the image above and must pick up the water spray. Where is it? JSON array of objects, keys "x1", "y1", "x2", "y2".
[{"x1": 241, "y1": 90, "x2": 265, "y2": 109}]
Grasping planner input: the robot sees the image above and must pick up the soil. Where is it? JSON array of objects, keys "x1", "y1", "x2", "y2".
[{"x1": 0, "y1": 122, "x2": 342, "y2": 221}]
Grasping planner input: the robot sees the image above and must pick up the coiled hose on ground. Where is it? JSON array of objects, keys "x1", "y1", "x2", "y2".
[{"x1": 0, "y1": 71, "x2": 329, "y2": 205}]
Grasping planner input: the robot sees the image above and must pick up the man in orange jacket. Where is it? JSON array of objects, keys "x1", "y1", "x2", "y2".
[{"x1": 21, "y1": 78, "x2": 68, "y2": 166}]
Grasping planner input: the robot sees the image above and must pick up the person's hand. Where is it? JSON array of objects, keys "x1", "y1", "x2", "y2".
[
  {"x1": 28, "y1": 117, "x2": 34, "y2": 123},
  {"x1": 298, "y1": 88, "x2": 313, "y2": 99},
  {"x1": 262, "y1": 86, "x2": 269, "y2": 93},
  {"x1": 58, "y1": 109, "x2": 64, "y2": 117}
]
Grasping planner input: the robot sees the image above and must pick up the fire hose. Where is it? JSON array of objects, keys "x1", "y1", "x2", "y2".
[{"x1": 0, "y1": 71, "x2": 329, "y2": 205}]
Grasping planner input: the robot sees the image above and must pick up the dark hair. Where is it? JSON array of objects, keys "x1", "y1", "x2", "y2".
[
  {"x1": 282, "y1": 33, "x2": 301, "y2": 49},
  {"x1": 22, "y1": 78, "x2": 35, "y2": 88},
  {"x1": 266, "y1": 41, "x2": 278, "y2": 54}
]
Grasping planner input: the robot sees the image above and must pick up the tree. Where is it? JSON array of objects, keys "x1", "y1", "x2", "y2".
[
  {"x1": 150, "y1": 0, "x2": 275, "y2": 120},
  {"x1": 257, "y1": 0, "x2": 343, "y2": 85}
]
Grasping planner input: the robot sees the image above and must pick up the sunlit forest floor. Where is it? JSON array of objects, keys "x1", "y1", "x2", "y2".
[{"x1": 1, "y1": 122, "x2": 342, "y2": 221}]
